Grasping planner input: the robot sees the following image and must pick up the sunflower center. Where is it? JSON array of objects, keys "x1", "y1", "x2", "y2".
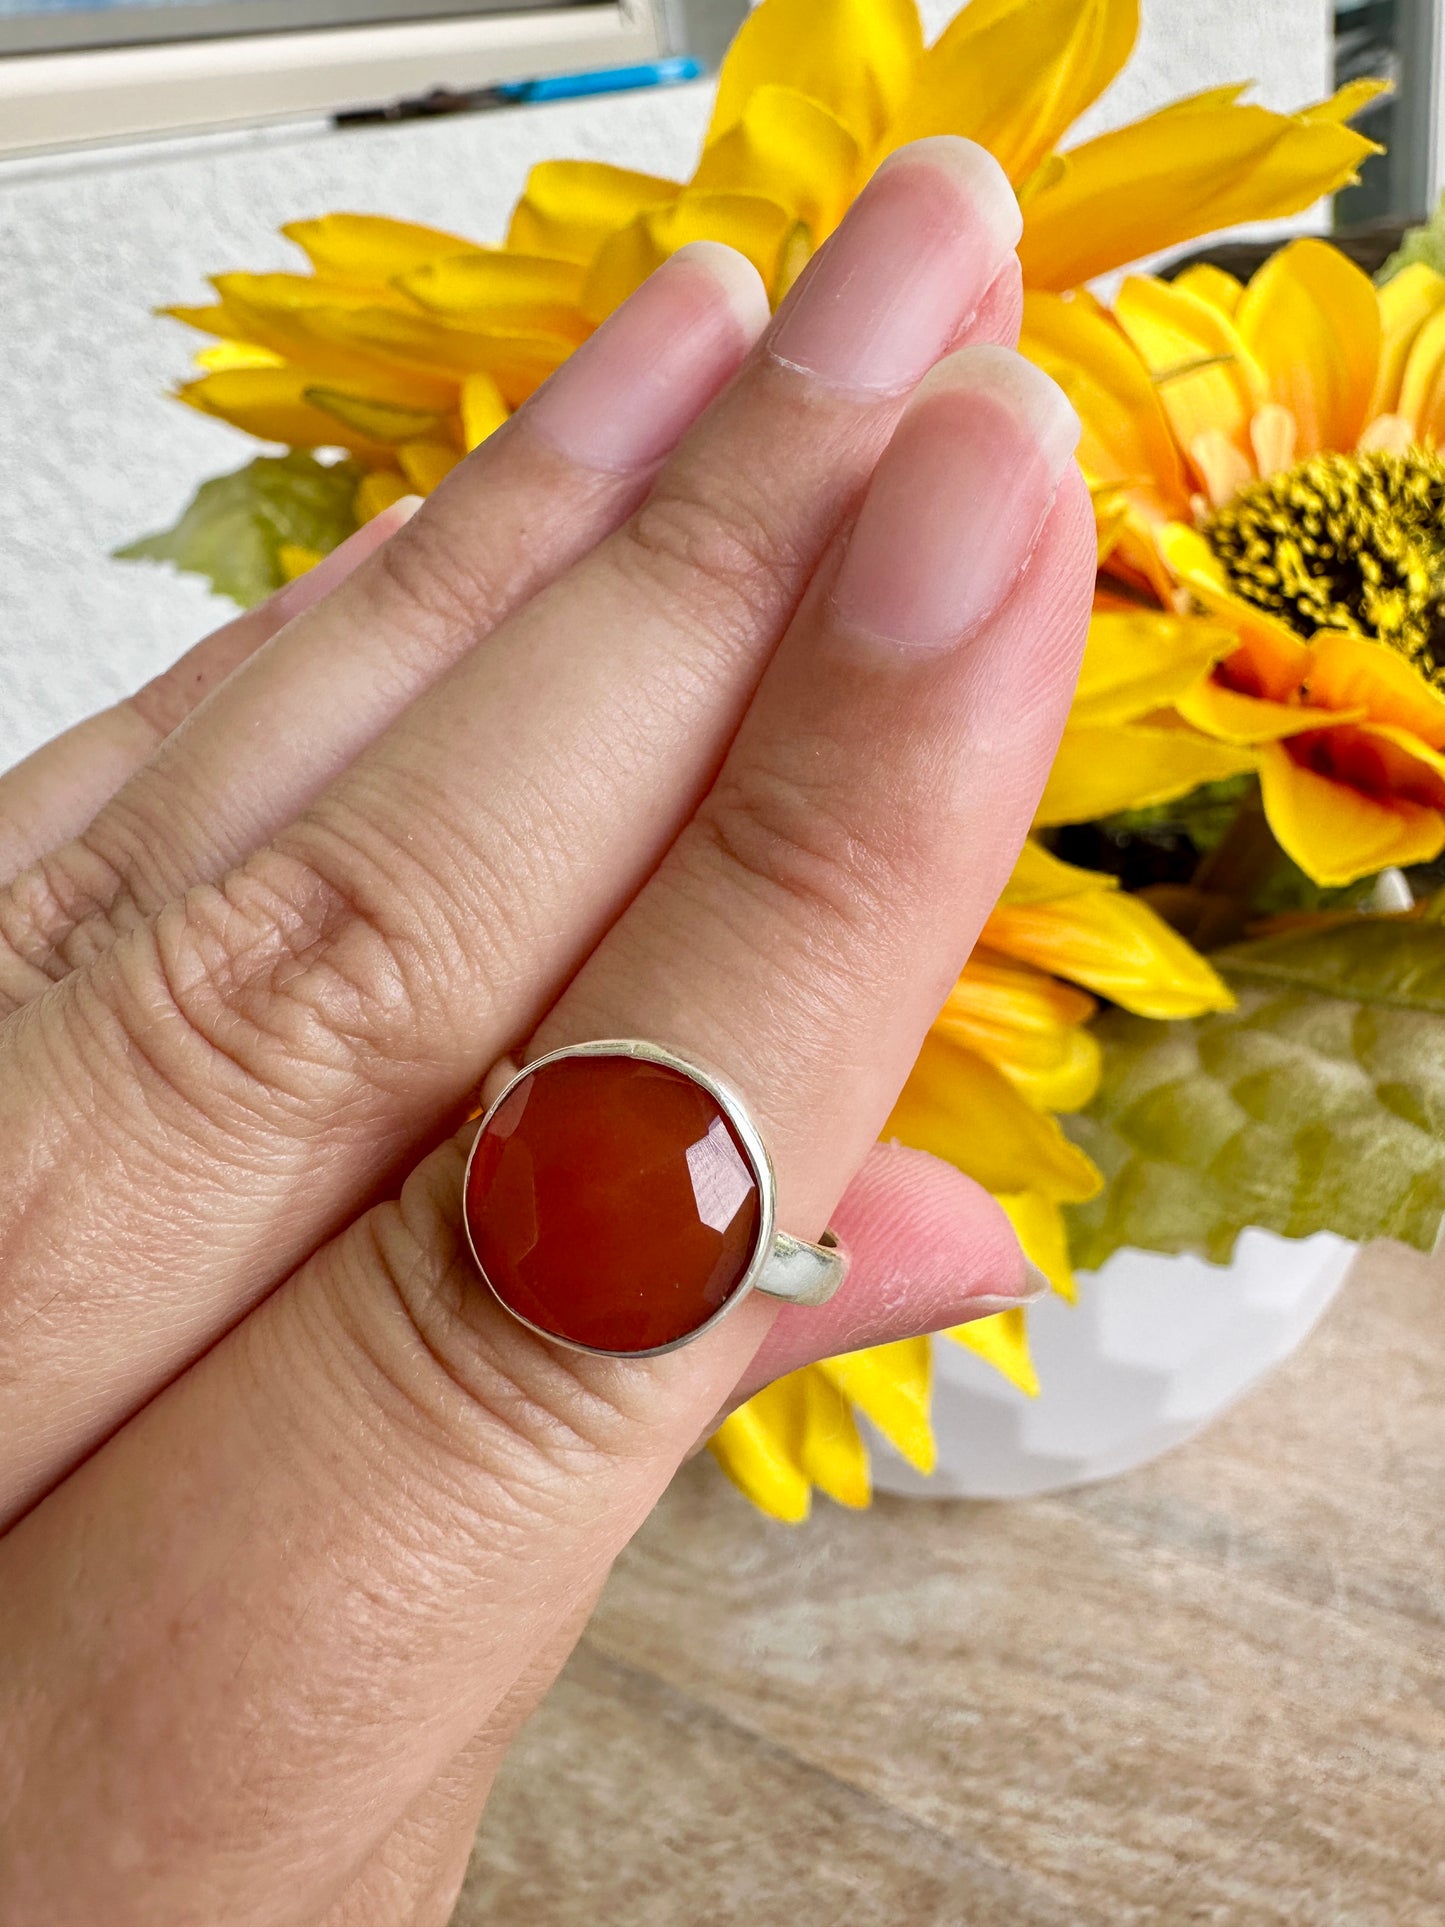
[{"x1": 1201, "y1": 448, "x2": 1445, "y2": 688}]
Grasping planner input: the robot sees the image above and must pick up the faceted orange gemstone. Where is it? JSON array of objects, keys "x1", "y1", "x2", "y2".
[{"x1": 464, "y1": 1052, "x2": 763, "y2": 1353}]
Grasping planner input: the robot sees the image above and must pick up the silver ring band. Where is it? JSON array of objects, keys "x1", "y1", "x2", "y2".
[{"x1": 755, "y1": 1228, "x2": 847, "y2": 1307}]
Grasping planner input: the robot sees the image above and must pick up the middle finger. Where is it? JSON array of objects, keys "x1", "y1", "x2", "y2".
[{"x1": 0, "y1": 139, "x2": 1022, "y2": 1523}]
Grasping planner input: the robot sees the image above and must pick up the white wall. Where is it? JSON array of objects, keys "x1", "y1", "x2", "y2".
[{"x1": 0, "y1": 0, "x2": 1331, "y2": 768}]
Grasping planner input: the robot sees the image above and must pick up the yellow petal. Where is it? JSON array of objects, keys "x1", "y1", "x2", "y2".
[
  {"x1": 1022, "y1": 289, "x2": 1190, "y2": 514},
  {"x1": 714, "y1": 1365, "x2": 871, "y2": 1516},
  {"x1": 1250, "y1": 400, "x2": 1298, "y2": 476},
  {"x1": 1156, "y1": 521, "x2": 1313, "y2": 699},
  {"x1": 817, "y1": 1338, "x2": 934, "y2": 1474},
  {"x1": 1304, "y1": 629, "x2": 1445, "y2": 749},
  {"x1": 889, "y1": 1033, "x2": 1103, "y2": 1203},
  {"x1": 1016, "y1": 149, "x2": 1068, "y2": 208},
  {"x1": 460, "y1": 372, "x2": 509, "y2": 452},
  {"x1": 1149, "y1": 82, "x2": 1251, "y2": 116},
  {"x1": 1171, "y1": 262, "x2": 1245, "y2": 318},
  {"x1": 995, "y1": 1190, "x2": 1077, "y2": 1301},
  {"x1": 277, "y1": 543, "x2": 323, "y2": 583},
  {"x1": 582, "y1": 190, "x2": 794, "y2": 324},
  {"x1": 1020, "y1": 88, "x2": 1381, "y2": 292},
  {"x1": 707, "y1": 0, "x2": 922, "y2": 152},
  {"x1": 1396, "y1": 300, "x2": 1445, "y2": 448},
  {"x1": 301, "y1": 303, "x2": 573, "y2": 405},
  {"x1": 1372, "y1": 262, "x2": 1445, "y2": 419},
  {"x1": 985, "y1": 885, "x2": 1234, "y2": 1017},
  {"x1": 933, "y1": 948, "x2": 1102, "y2": 1111},
  {"x1": 178, "y1": 367, "x2": 393, "y2": 455},
  {"x1": 709, "y1": 1387, "x2": 813, "y2": 1522},
  {"x1": 1003, "y1": 836, "x2": 1119, "y2": 904},
  {"x1": 794, "y1": 1365, "x2": 872, "y2": 1507},
  {"x1": 355, "y1": 469, "x2": 412, "y2": 522},
  {"x1": 1234, "y1": 239, "x2": 1381, "y2": 457},
  {"x1": 1301, "y1": 75, "x2": 1392, "y2": 124},
  {"x1": 1091, "y1": 484, "x2": 1132, "y2": 565},
  {"x1": 1257, "y1": 740, "x2": 1445, "y2": 885},
  {"x1": 1307, "y1": 719, "x2": 1445, "y2": 820},
  {"x1": 397, "y1": 439, "x2": 461, "y2": 494},
  {"x1": 209, "y1": 274, "x2": 460, "y2": 410},
  {"x1": 303, "y1": 387, "x2": 444, "y2": 445},
  {"x1": 284, "y1": 212, "x2": 481, "y2": 285},
  {"x1": 1358, "y1": 412, "x2": 1415, "y2": 456},
  {"x1": 1037, "y1": 721, "x2": 1256, "y2": 824},
  {"x1": 1070, "y1": 606, "x2": 1237, "y2": 726},
  {"x1": 163, "y1": 301, "x2": 241, "y2": 340},
  {"x1": 1189, "y1": 427, "x2": 1254, "y2": 509},
  {"x1": 193, "y1": 340, "x2": 284, "y2": 372},
  {"x1": 888, "y1": 0, "x2": 1136, "y2": 182},
  {"x1": 946, "y1": 1307, "x2": 1039, "y2": 1396},
  {"x1": 1113, "y1": 274, "x2": 1262, "y2": 468},
  {"x1": 396, "y1": 249, "x2": 588, "y2": 339},
  {"x1": 1174, "y1": 674, "x2": 1345, "y2": 744},
  {"x1": 212, "y1": 269, "x2": 414, "y2": 331},
  {"x1": 506, "y1": 160, "x2": 679, "y2": 263},
  {"x1": 693, "y1": 85, "x2": 861, "y2": 242}
]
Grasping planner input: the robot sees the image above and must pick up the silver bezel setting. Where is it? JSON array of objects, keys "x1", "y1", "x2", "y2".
[{"x1": 462, "y1": 1038, "x2": 783, "y2": 1362}]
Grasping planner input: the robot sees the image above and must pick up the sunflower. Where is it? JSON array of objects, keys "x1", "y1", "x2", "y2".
[
  {"x1": 168, "y1": 0, "x2": 1378, "y2": 528},
  {"x1": 151, "y1": 0, "x2": 1384, "y2": 1521},
  {"x1": 1028, "y1": 242, "x2": 1445, "y2": 888}
]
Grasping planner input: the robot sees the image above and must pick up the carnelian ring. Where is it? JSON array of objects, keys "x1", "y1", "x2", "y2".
[{"x1": 462, "y1": 1039, "x2": 846, "y2": 1358}]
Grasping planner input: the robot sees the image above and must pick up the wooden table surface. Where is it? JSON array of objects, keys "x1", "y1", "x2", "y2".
[{"x1": 456, "y1": 1243, "x2": 1444, "y2": 1927}]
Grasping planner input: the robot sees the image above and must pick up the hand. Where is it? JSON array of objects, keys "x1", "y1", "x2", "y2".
[{"x1": 0, "y1": 138, "x2": 1090, "y2": 1927}]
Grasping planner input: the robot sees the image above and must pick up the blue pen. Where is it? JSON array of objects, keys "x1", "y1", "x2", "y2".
[
  {"x1": 496, "y1": 57, "x2": 702, "y2": 105},
  {"x1": 335, "y1": 55, "x2": 703, "y2": 129}
]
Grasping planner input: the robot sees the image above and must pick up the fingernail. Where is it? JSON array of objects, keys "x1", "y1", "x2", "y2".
[
  {"x1": 272, "y1": 493, "x2": 422, "y2": 620},
  {"x1": 523, "y1": 241, "x2": 769, "y2": 471},
  {"x1": 955, "y1": 253, "x2": 1024, "y2": 352},
  {"x1": 1022, "y1": 1260, "x2": 1052, "y2": 1302},
  {"x1": 830, "y1": 343, "x2": 1080, "y2": 650},
  {"x1": 768, "y1": 137, "x2": 1022, "y2": 396},
  {"x1": 956, "y1": 1267, "x2": 1050, "y2": 1321}
]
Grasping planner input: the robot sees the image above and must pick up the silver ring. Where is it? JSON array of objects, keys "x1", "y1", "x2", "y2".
[{"x1": 462, "y1": 1038, "x2": 848, "y2": 1359}]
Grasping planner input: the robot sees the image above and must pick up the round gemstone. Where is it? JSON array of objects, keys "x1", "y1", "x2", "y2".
[{"x1": 464, "y1": 1052, "x2": 763, "y2": 1354}]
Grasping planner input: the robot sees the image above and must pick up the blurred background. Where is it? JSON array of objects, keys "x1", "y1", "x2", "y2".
[{"x1": 0, "y1": 1, "x2": 1440, "y2": 771}]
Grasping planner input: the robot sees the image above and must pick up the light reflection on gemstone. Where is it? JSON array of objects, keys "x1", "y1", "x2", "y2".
[
  {"x1": 685, "y1": 1115, "x2": 756, "y2": 1236},
  {"x1": 464, "y1": 1053, "x2": 761, "y2": 1352}
]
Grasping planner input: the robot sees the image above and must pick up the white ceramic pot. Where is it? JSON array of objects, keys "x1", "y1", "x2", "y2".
[{"x1": 869, "y1": 1228, "x2": 1357, "y2": 1501}]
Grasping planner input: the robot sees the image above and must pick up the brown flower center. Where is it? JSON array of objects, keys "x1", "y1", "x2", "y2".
[{"x1": 1202, "y1": 448, "x2": 1445, "y2": 688}]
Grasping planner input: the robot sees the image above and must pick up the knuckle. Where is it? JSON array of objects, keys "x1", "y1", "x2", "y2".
[
  {"x1": 617, "y1": 474, "x2": 796, "y2": 654},
  {"x1": 83, "y1": 767, "x2": 538, "y2": 1125},
  {"x1": 95, "y1": 842, "x2": 415, "y2": 1123},
  {"x1": 363, "y1": 513, "x2": 505, "y2": 672},
  {"x1": 337, "y1": 1148, "x2": 651, "y2": 1506},
  {"x1": 0, "y1": 835, "x2": 145, "y2": 990},
  {"x1": 119, "y1": 784, "x2": 531, "y2": 1116},
  {"x1": 693, "y1": 745, "x2": 925, "y2": 936}
]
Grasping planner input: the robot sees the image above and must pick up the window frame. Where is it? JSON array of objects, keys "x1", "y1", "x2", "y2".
[{"x1": 0, "y1": 0, "x2": 665, "y2": 158}]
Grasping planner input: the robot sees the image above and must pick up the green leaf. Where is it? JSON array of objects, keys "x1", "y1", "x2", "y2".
[
  {"x1": 1378, "y1": 191, "x2": 1445, "y2": 283},
  {"x1": 117, "y1": 452, "x2": 361, "y2": 608},
  {"x1": 1106, "y1": 773, "x2": 1257, "y2": 861},
  {"x1": 1064, "y1": 915, "x2": 1445, "y2": 1268}
]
